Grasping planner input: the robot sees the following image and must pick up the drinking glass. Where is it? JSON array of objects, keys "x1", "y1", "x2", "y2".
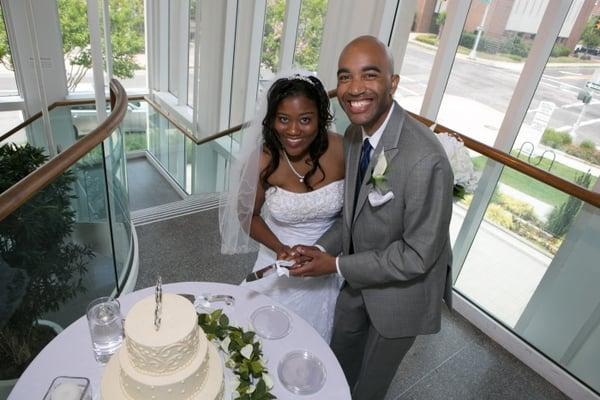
[{"x1": 86, "y1": 297, "x2": 124, "y2": 363}]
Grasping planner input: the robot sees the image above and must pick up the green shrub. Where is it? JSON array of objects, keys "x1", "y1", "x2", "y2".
[
  {"x1": 551, "y1": 44, "x2": 571, "y2": 57},
  {"x1": 546, "y1": 172, "x2": 592, "y2": 237},
  {"x1": 485, "y1": 204, "x2": 513, "y2": 229},
  {"x1": 579, "y1": 140, "x2": 596, "y2": 150},
  {"x1": 500, "y1": 196, "x2": 539, "y2": 224},
  {"x1": 415, "y1": 34, "x2": 438, "y2": 46},
  {"x1": 459, "y1": 32, "x2": 476, "y2": 49},
  {"x1": 502, "y1": 35, "x2": 531, "y2": 57},
  {"x1": 565, "y1": 144, "x2": 600, "y2": 164},
  {"x1": 541, "y1": 128, "x2": 572, "y2": 149}
]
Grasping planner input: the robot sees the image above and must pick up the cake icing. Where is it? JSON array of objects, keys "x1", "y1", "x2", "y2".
[{"x1": 101, "y1": 293, "x2": 224, "y2": 400}]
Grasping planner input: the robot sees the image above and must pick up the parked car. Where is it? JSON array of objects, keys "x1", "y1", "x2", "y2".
[{"x1": 71, "y1": 101, "x2": 148, "y2": 136}]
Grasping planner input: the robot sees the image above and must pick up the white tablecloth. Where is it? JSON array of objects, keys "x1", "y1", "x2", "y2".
[{"x1": 8, "y1": 282, "x2": 350, "y2": 400}]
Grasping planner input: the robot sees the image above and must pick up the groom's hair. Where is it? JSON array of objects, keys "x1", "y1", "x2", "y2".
[{"x1": 261, "y1": 75, "x2": 334, "y2": 191}]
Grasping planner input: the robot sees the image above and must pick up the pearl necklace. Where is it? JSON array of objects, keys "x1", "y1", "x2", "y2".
[{"x1": 283, "y1": 151, "x2": 306, "y2": 183}]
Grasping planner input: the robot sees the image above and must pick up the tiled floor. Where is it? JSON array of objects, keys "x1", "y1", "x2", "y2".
[
  {"x1": 126, "y1": 157, "x2": 182, "y2": 211},
  {"x1": 135, "y1": 209, "x2": 571, "y2": 400}
]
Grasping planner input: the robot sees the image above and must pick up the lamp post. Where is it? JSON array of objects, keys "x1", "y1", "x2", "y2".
[
  {"x1": 571, "y1": 88, "x2": 593, "y2": 138},
  {"x1": 469, "y1": 0, "x2": 492, "y2": 60}
]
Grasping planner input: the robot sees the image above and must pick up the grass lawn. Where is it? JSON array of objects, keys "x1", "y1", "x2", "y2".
[{"x1": 472, "y1": 152, "x2": 598, "y2": 208}]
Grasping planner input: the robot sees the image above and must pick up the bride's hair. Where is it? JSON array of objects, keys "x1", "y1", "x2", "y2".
[{"x1": 260, "y1": 75, "x2": 334, "y2": 191}]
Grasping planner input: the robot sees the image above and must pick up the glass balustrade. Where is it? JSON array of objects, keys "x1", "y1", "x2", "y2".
[{"x1": 0, "y1": 126, "x2": 132, "y2": 385}]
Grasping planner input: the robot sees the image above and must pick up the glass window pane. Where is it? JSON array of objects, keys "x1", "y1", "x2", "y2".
[
  {"x1": 109, "y1": 0, "x2": 146, "y2": 93},
  {"x1": 293, "y1": 0, "x2": 328, "y2": 73},
  {"x1": 437, "y1": 1, "x2": 548, "y2": 146},
  {"x1": 260, "y1": 0, "x2": 287, "y2": 80},
  {"x1": 0, "y1": 5, "x2": 19, "y2": 97},
  {"x1": 390, "y1": 2, "x2": 444, "y2": 114},
  {"x1": 168, "y1": 0, "x2": 179, "y2": 97},
  {"x1": 188, "y1": 0, "x2": 197, "y2": 106},
  {"x1": 0, "y1": 111, "x2": 24, "y2": 145},
  {"x1": 58, "y1": 0, "x2": 93, "y2": 94},
  {"x1": 512, "y1": 6, "x2": 600, "y2": 187}
]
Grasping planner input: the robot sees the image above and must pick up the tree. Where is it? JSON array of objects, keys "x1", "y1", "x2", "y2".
[
  {"x1": 545, "y1": 171, "x2": 593, "y2": 238},
  {"x1": 58, "y1": 0, "x2": 145, "y2": 90},
  {"x1": 261, "y1": 0, "x2": 286, "y2": 73},
  {"x1": 0, "y1": 143, "x2": 93, "y2": 379},
  {"x1": 0, "y1": 0, "x2": 144, "y2": 91},
  {"x1": 580, "y1": 16, "x2": 600, "y2": 49},
  {"x1": 0, "y1": 6, "x2": 13, "y2": 71},
  {"x1": 261, "y1": 0, "x2": 327, "y2": 73}
]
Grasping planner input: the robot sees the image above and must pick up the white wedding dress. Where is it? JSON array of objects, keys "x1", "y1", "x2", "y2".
[{"x1": 242, "y1": 180, "x2": 344, "y2": 342}]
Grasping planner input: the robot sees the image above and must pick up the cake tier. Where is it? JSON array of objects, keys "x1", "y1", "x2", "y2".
[
  {"x1": 101, "y1": 341, "x2": 224, "y2": 400},
  {"x1": 125, "y1": 293, "x2": 201, "y2": 375},
  {"x1": 118, "y1": 325, "x2": 209, "y2": 400}
]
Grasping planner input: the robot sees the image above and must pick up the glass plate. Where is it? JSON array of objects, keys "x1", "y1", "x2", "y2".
[
  {"x1": 278, "y1": 350, "x2": 326, "y2": 395},
  {"x1": 250, "y1": 305, "x2": 291, "y2": 339}
]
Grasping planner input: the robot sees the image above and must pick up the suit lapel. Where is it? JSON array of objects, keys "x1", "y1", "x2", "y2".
[
  {"x1": 352, "y1": 103, "x2": 406, "y2": 224},
  {"x1": 344, "y1": 127, "x2": 362, "y2": 228}
]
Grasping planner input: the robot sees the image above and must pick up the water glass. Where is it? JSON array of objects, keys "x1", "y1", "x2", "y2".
[
  {"x1": 86, "y1": 297, "x2": 124, "y2": 363},
  {"x1": 43, "y1": 376, "x2": 91, "y2": 400}
]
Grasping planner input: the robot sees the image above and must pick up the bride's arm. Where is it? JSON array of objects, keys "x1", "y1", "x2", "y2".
[{"x1": 248, "y1": 154, "x2": 291, "y2": 260}]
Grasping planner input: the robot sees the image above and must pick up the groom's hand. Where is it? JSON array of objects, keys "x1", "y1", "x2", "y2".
[{"x1": 289, "y1": 246, "x2": 336, "y2": 277}]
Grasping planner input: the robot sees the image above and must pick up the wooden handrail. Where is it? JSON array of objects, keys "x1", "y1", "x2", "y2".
[
  {"x1": 0, "y1": 79, "x2": 129, "y2": 222},
  {"x1": 183, "y1": 88, "x2": 600, "y2": 208}
]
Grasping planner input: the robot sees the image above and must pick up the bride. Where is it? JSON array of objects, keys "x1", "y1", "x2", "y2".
[{"x1": 220, "y1": 72, "x2": 344, "y2": 341}]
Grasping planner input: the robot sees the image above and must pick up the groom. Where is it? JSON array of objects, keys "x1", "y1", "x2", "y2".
[{"x1": 290, "y1": 35, "x2": 454, "y2": 400}]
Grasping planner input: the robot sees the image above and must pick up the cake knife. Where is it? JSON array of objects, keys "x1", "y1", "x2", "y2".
[{"x1": 245, "y1": 260, "x2": 295, "y2": 282}]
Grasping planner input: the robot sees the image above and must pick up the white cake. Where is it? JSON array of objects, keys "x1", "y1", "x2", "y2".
[{"x1": 101, "y1": 293, "x2": 224, "y2": 400}]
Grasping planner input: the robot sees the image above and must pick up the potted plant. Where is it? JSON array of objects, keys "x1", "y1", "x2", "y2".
[{"x1": 0, "y1": 143, "x2": 93, "y2": 391}]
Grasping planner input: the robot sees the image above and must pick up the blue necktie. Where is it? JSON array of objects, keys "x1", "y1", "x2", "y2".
[
  {"x1": 358, "y1": 139, "x2": 372, "y2": 190},
  {"x1": 351, "y1": 139, "x2": 373, "y2": 253},
  {"x1": 354, "y1": 139, "x2": 372, "y2": 209}
]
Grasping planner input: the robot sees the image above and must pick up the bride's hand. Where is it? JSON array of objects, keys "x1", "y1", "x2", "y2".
[{"x1": 276, "y1": 245, "x2": 293, "y2": 260}]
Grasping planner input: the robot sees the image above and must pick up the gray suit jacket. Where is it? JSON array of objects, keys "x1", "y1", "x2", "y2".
[{"x1": 319, "y1": 102, "x2": 454, "y2": 338}]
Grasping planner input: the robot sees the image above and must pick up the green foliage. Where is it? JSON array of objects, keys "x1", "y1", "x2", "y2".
[
  {"x1": 581, "y1": 16, "x2": 600, "y2": 48},
  {"x1": 57, "y1": 0, "x2": 144, "y2": 90},
  {"x1": 435, "y1": 11, "x2": 447, "y2": 29},
  {"x1": 261, "y1": 0, "x2": 327, "y2": 73},
  {"x1": 261, "y1": 0, "x2": 286, "y2": 72},
  {"x1": 199, "y1": 309, "x2": 275, "y2": 400},
  {"x1": 541, "y1": 128, "x2": 572, "y2": 149},
  {"x1": 565, "y1": 143, "x2": 600, "y2": 164},
  {"x1": 416, "y1": 34, "x2": 438, "y2": 46},
  {"x1": 294, "y1": 0, "x2": 328, "y2": 71},
  {"x1": 545, "y1": 171, "x2": 592, "y2": 237},
  {"x1": 501, "y1": 35, "x2": 530, "y2": 58},
  {"x1": 485, "y1": 204, "x2": 513, "y2": 229},
  {"x1": 0, "y1": 7, "x2": 13, "y2": 71},
  {"x1": 551, "y1": 44, "x2": 571, "y2": 58},
  {"x1": 0, "y1": 143, "x2": 93, "y2": 378},
  {"x1": 579, "y1": 140, "x2": 596, "y2": 150}
]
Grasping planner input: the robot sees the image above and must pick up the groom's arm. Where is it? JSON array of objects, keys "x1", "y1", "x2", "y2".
[
  {"x1": 316, "y1": 215, "x2": 343, "y2": 256},
  {"x1": 339, "y1": 153, "x2": 453, "y2": 289}
]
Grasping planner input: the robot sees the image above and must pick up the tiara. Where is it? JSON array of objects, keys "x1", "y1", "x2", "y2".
[{"x1": 288, "y1": 74, "x2": 316, "y2": 86}]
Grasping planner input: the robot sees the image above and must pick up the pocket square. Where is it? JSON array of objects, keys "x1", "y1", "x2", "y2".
[{"x1": 368, "y1": 190, "x2": 394, "y2": 207}]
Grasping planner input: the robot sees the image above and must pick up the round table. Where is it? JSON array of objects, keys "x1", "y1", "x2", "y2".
[{"x1": 8, "y1": 282, "x2": 350, "y2": 400}]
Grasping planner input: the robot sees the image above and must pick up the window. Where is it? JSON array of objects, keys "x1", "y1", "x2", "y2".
[{"x1": 0, "y1": 4, "x2": 19, "y2": 97}]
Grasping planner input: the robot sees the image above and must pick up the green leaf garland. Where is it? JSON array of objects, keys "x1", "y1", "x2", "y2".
[{"x1": 198, "y1": 309, "x2": 276, "y2": 400}]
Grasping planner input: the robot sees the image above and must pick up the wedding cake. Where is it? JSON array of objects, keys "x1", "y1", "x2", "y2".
[{"x1": 101, "y1": 293, "x2": 224, "y2": 400}]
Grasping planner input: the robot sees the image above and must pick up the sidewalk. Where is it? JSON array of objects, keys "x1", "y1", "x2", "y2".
[{"x1": 407, "y1": 34, "x2": 600, "y2": 72}]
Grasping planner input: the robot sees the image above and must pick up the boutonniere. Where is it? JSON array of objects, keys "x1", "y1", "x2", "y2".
[
  {"x1": 368, "y1": 152, "x2": 394, "y2": 207},
  {"x1": 369, "y1": 151, "x2": 389, "y2": 193}
]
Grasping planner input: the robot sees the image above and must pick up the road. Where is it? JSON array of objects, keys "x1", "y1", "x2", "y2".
[{"x1": 396, "y1": 43, "x2": 600, "y2": 146}]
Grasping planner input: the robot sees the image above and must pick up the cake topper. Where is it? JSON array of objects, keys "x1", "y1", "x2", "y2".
[{"x1": 154, "y1": 276, "x2": 162, "y2": 331}]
